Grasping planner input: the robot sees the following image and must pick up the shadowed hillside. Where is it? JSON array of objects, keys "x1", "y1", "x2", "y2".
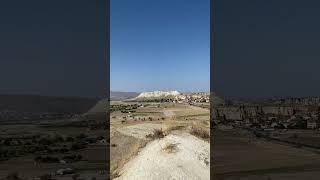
[{"x1": 0, "y1": 94, "x2": 99, "y2": 114}]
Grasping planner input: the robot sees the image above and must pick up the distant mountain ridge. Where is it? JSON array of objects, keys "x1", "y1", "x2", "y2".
[
  {"x1": 110, "y1": 91, "x2": 139, "y2": 101},
  {"x1": 0, "y1": 94, "x2": 99, "y2": 114}
]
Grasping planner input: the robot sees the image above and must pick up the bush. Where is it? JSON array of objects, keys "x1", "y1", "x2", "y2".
[
  {"x1": 146, "y1": 129, "x2": 165, "y2": 139},
  {"x1": 190, "y1": 126, "x2": 210, "y2": 140}
]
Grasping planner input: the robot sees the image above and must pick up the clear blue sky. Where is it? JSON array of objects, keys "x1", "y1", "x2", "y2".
[{"x1": 110, "y1": 0, "x2": 210, "y2": 93}]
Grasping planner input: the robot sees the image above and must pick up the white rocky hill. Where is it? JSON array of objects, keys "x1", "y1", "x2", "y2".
[
  {"x1": 131, "y1": 90, "x2": 225, "y2": 105},
  {"x1": 135, "y1": 91, "x2": 181, "y2": 99}
]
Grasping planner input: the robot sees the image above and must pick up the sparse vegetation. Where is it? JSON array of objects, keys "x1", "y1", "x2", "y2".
[
  {"x1": 0, "y1": 97, "x2": 108, "y2": 179},
  {"x1": 110, "y1": 100, "x2": 210, "y2": 178},
  {"x1": 146, "y1": 129, "x2": 165, "y2": 139},
  {"x1": 190, "y1": 125, "x2": 210, "y2": 140},
  {"x1": 111, "y1": 143, "x2": 117, "y2": 147},
  {"x1": 162, "y1": 143, "x2": 179, "y2": 153}
]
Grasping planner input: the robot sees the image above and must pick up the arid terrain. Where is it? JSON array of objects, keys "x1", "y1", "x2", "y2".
[
  {"x1": 214, "y1": 128, "x2": 320, "y2": 180},
  {"x1": 110, "y1": 91, "x2": 210, "y2": 180},
  {"x1": 213, "y1": 95, "x2": 320, "y2": 180},
  {"x1": 0, "y1": 95, "x2": 107, "y2": 180}
]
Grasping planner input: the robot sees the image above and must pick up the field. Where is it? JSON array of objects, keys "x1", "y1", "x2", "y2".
[
  {"x1": 0, "y1": 114, "x2": 107, "y2": 180},
  {"x1": 213, "y1": 128, "x2": 320, "y2": 180},
  {"x1": 110, "y1": 101, "x2": 210, "y2": 179}
]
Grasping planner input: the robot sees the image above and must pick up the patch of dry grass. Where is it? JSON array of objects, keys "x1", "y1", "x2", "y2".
[
  {"x1": 202, "y1": 120, "x2": 209, "y2": 126},
  {"x1": 163, "y1": 120, "x2": 186, "y2": 133},
  {"x1": 146, "y1": 128, "x2": 165, "y2": 139},
  {"x1": 162, "y1": 143, "x2": 179, "y2": 153},
  {"x1": 110, "y1": 136, "x2": 147, "y2": 179},
  {"x1": 190, "y1": 125, "x2": 210, "y2": 141}
]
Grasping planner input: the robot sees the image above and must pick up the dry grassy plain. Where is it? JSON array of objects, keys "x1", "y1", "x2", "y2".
[
  {"x1": 213, "y1": 128, "x2": 320, "y2": 180},
  {"x1": 0, "y1": 118, "x2": 107, "y2": 180}
]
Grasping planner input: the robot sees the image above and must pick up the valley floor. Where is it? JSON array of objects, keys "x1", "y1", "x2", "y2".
[{"x1": 213, "y1": 128, "x2": 320, "y2": 180}]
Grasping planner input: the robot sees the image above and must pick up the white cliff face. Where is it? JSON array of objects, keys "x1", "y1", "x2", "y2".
[{"x1": 136, "y1": 91, "x2": 181, "y2": 98}]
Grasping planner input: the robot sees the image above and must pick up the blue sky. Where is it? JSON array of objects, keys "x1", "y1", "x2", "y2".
[{"x1": 110, "y1": 0, "x2": 210, "y2": 93}]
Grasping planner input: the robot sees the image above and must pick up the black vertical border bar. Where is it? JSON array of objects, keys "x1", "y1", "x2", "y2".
[
  {"x1": 96, "y1": 0, "x2": 110, "y2": 177},
  {"x1": 210, "y1": 0, "x2": 215, "y2": 178},
  {"x1": 105, "y1": 0, "x2": 110, "y2": 178},
  {"x1": 95, "y1": 0, "x2": 109, "y2": 177}
]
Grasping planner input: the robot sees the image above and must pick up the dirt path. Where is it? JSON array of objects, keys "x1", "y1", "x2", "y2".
[{"x1": 114, "y1": 133, "x2": 210, "y2": 180}]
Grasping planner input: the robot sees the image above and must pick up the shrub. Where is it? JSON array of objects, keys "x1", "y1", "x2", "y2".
[
  {"x1": 146, "y1": 129, "x2": 165, "y2": 139},
  {"x1": 190, "y1": 126, "x2": 210, "y2": 140},
  {"x1": 162, "y1": 143, "x2": 178, "y2": 153}
]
